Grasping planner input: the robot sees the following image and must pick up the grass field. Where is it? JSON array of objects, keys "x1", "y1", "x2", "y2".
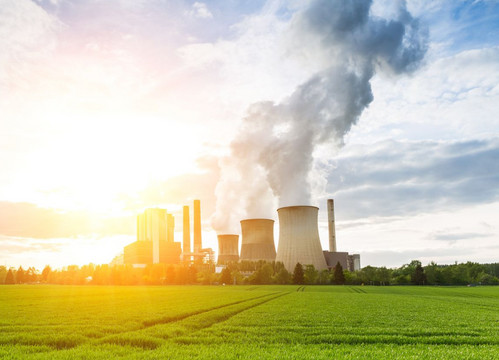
[{"x1": 0, "y1": 285, "x2": 498, "y2": 359}]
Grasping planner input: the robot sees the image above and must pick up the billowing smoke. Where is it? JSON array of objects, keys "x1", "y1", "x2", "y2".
[{"x1": 212, "y1": 0, "x2": 428, "y2": 233}]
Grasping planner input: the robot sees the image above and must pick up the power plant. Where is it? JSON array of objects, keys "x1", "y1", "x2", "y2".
[
  {"x1": 124, "y1": 208, "x2": 181, "y2": 266},
  {"x1": 217, "y1": 198, "x2": 360, "y2": 272},
  {"x1": 217, "y1": 234, "x2": 240, "y2": 264},
  {"x1": 123, "y1": 200, "x2": 214, "y2": 267},
  {"x1": 240, "y1": 219, "x2": 276, "y2": 262},
  {"x1": 275, "y1": 206, "x2": 328, "y2": 271},
  {"x1": 123, "y1": 198, "x2": 360, "y2": 272}
]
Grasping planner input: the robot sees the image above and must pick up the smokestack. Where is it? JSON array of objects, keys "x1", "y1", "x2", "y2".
[
  {"x1": 193, "y1": 199, "x2": 202, "y2": 253},
  {"x1": 240, "y1": 219, "x2": 276, "y2": 262},
  {"x1": 327, "y1": 199, "x2": 336, "y2": 252},
  {"x1": 167, "y1": 214, "x2": 174, "y2": 243},
  {"x1": 276, "y1": 206, "x2": 327, "y2": 271},
  {"x1": 217, "y1": 234, "x2": 239, "y2": 265},
  {"x1": 183, "y1": 206, "x2": 191, "y2": 254}
]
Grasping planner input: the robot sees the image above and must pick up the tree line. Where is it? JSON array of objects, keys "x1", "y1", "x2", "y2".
[{"x1": 1, "y1": 260, "x2": 498, "y2": 286}]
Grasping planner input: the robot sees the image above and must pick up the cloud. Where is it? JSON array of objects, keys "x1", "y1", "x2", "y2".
[
  {"x1": 211, "y1": 0, "x2": 428, "y2": 233},
  {"x1": 0, "y1": 202, "x2": 134, "y2": 239},
  {"x1": 430, "y1": 231, "x2": 491, "y2": 244},
  {"x1": 187, "y1": 2, "x2": 213, "y2": 19},
  {"x1": 325, "y1": 138, "x2": 499, "y2": 220}
]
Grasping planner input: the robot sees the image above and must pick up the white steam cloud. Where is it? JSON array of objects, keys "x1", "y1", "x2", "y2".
[{"x1": 212, "y1": 0, "x2": 428, "y2": 233}]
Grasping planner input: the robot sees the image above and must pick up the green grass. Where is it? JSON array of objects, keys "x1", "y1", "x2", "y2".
[{"x1": 0, "y1": 285, "x2": 498, "y2": 359}]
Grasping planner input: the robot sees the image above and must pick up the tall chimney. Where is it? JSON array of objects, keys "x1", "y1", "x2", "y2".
[
  {"x1": 327, "y1": 199, "x2": 337, "y2": 252},
  {"x1": 183, "y1": 206, "x2": 191, "y2": 254},
  {"x1": 193, "y1": 199, "x2": 202, "y2": 253},
  {"x1": 167, "y1": 214, "x2": 175, "y2": 243}
]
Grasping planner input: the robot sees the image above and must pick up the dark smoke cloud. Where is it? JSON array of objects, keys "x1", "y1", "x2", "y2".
[{"x1": 213, "y1": 0, "x2": 428, "y2": 233}]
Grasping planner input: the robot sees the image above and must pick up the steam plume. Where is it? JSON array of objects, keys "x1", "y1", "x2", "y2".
[{"x1": 212, "y1": 0, "x2": 428, "y2": 233}]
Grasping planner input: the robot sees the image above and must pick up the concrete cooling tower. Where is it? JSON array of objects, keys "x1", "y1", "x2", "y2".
[
  {"x1": 240, "y1": 219, "x2": 276, "y2": 262},
  {"x1": 217, "y1": 234, "x2": 239, "y2": 264},
  {"x1": 276, "y1": 206, "x2": 327, "y2": 271}
]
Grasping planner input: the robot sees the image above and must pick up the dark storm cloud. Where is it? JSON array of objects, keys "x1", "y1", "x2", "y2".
[{"x1": 325, "y1": 138, "x2": 499, "y2": 220}]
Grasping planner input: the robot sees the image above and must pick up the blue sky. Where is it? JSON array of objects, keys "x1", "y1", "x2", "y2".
[{"x1": 0, "y1": 0, "x2": 498, "y2": 268}]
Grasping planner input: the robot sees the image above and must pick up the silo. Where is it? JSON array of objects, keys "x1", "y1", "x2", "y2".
[
  {"x1": 240, "y1": 219, "x2": 276, "y2": 262},
  {"x1": 276, "y1": 206, "x2": 327, "y2": 271},
  {"x1": 217, "y1": 234, "x2": 239, "y2": 264}
]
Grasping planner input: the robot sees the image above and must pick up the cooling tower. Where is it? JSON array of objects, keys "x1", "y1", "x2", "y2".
[
  {"x1": 193, "y1": 200, "x2": 202, "y2": 252},
  {"x1": 240, "y1": 219, "x2": 276, "y2": 262},
  {"x1": 276, "y1": 206, "x2": 327, "y2": 271},
  {"x1": 217, "y1": 234, "x2": 239, "y2": 264},
  {"x1": 327, "y1": 199, "x2": 337, "y2": 252}
]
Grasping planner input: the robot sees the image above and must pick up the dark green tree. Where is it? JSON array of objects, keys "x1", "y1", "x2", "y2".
[
  {"x1": 411, "y1": 262, "x2": 426, "y2": 285},
  {"x1": 275, "y1": 268, "x2": 291, "y2": 284},
  {"x1": 4, "y1": 269, "x2": 15, "y2": 285},
  {"x1": 333, "y1": 262, "x2": 346, "y2": 285},
  {"x1": 304, "y1": 265, "x2": 318, "y2": 284},
  {"x1": 292, "y1": 263, "x2": 304, "y2": 285}
]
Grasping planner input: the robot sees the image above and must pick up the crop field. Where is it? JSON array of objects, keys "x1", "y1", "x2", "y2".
[{"x1": 0, "y1": 285, "x2": 498, "y2": 359}]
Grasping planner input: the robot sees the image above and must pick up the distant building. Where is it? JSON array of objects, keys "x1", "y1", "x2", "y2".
[
  {"x1": 124, "y1": 208, "x2": 181, "y2": 266},
  {"x1": 322, "y1": 199, "x2": 361, "y2": 272}
]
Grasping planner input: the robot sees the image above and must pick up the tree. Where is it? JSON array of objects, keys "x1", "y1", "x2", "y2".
[
  {"x1": 4, "y1": 269, "x2": 15, "y2": 285},
  {"x1": 293, "y1": 263, "x2": 304, "y2": 285},
  {"x1": 304, "y1": 265, "x2": 318, "y2": 285},
  {"x1": 220, "y1": 267, "x2": 232, "y2": 285},
  {"x1": 16, "y1": 266, "x2": 25, "y2": 284},
  {"x1": 318, "y1": 269, "x2": 332, "y2": 285},
  {"x1": 41, "y1": 266, "x2": 51, "y2": 283},
  {"x1": 166, "y1": 266, "x2": 176, "y2": 284},
  {"x1": 411, "y1": 262, "x2": 426, "y2": 285},
  {"x1": 275, "y1": 268, "x2": 291, "y2": 284},
  {"x1": 333, "y1": 262, "x2": 346, "y2": 285}
]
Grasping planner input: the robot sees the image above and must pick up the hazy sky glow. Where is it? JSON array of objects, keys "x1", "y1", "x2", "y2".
[{"x1": 1, "y1": 0, "x2": 498, "y2": 269}]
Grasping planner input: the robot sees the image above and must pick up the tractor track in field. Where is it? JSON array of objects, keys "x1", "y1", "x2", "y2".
[
  {"x1": 349, "y1": 287, "x2": 367, "y2": 294},
  {"x1": 141, "y1": 292, "x2": 283, "y2": 327},
  {"x1": 172, "y1": 291, "x2": 292, "y2": 343},
  {"x1": 93, "y1": 291, "x2": 292, "y2": 349}
]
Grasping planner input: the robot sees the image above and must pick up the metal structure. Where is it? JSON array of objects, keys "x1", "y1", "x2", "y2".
[
  {"x1": 327, "y1": 199, "x2": 337, "y2": 252},
  {"x1": 276, "y1": 206, "x2": 327, "y2": 271},
  {"x1": 240, "y1": 219, "x2": 276, "y2": 262},
  {"x1": 217, "y1": 234, "x2": 240, "y2": 264}
]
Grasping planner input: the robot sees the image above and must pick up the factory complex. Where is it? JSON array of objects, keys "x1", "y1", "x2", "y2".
[{"x1": 122, "y1": 199, "x2": 360, "y2": 272}]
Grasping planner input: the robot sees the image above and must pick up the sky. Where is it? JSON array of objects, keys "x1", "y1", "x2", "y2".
[{"x1": 1, "y1": 0, "x2": 498, "y2": 269}]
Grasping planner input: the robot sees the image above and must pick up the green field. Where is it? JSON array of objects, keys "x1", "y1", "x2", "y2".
[{"x1": 0, "y1": 285, "x2": 498, "y2": 359}]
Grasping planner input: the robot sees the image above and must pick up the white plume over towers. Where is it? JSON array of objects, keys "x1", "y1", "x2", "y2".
[{"x1": 212, "y1": 0, "x2": 428, "y2": 233}]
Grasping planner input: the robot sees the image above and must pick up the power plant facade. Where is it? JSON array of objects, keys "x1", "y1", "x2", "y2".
[
  {"x1": 276, "y1": 206, "x2": 328, "y2": 271},
  {"x1": 124, "y1": 208, "x2": 181, "y2": 266},
  {"x1": 123, "y1": 199, "x2": 360, "y2": 272},
  {"x1": 240, "y1": 219, "x2": 276, "y2": 262},
  {"x1": 217, "y1": 234, "x2": 239, "y2": 264}
]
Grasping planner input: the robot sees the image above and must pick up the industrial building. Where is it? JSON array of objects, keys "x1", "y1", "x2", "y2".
[
  {"x1": 240, "y1": 219, "x2": 276, "y2": 262},
  {"x1": 124, "y1": 208, "x2": 181, "y2": 267},
  {"x1": 217, "y1": 234, "x2": 240, "y2": 264},
  {"x1": 322, "y1": 199, "x2": 361, "y2": 272},
  {"x1": 182, "y1": 200, "x2": 214, "y2": 264},
  {"x1": 275, "y1": 206, "x2": 328, "y2": 271},
  {"x1": 216, "y1": 198, "x2": 361, "y2": 272}
]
